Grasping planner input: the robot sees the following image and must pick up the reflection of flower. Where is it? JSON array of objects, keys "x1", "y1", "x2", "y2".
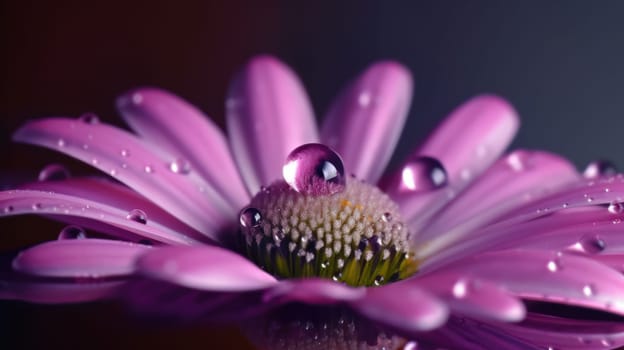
[{"x1": 2, "y1": 55, "x2": 624, "y2": 349}]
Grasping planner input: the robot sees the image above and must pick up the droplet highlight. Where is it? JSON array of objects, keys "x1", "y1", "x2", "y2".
[
  {"x1": 58, "y1": 225, "x2": 87, "y2": 240},
  {"x1": 126, "y1": 209, "x2": 147, "y2": 224},
  {"x1": 169, "y1": 158, "x2": 191, "y2": 174},
  {"x1": 282, "y1": 143, "x2": 346, "y2": 196},
  {"x1": 240, "y1": 207, "x2": 262, "y2": 229},
  {"x1": 584, "y1": 160, "x2": 618, "y2": 179},
  {"x1": 398, "y1": 156, "x2": 447, "y2": 192},
  {"x1": 38, "y1": 164, "x2": 70, "y2": 181}
]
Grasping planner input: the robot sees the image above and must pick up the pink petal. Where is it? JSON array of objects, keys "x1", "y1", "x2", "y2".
[
  {"x1": 226, "y1": 55, "x2": 319, "y2": 194},
  {"x1": 136, "y1": 246, "x2": 278, "y2": 291},
  {"x1": 417, "y1": 150, "x2": 579, "y2": 257},
  {"x1": 13, "y1": 118, "x2": 235, "y2": 240},
  {"x1": 262, "y1": 278, "x2": 365, "y2": 305},
  {"x1": 0, "y1": 279, "x2": 125, "y2": 304},
  {"x1": 320, "y1": 61, "x2": 413, "y2": 183},
  {"x1": 0, "y1": 189, "x2": 200, "y2": 245},
  {"x1": 20, "y1": 177, "x2": 205, "y2": 243},
  {"x1": 13, "y1": 239, "x2": 149, "y2": 278},
  {"x1": 117, "y1": 88, "x2": 249, "y2": 209},
  {"x1": 350, "y1": 280, "x2": 448, "y2": 332},
  {"x1": 444, "y1": 250, "x2": 624, "y2": 316},
  {"x1": 385, "y1": 95, "x2": 519, "y2": 226},
  {"x1": 413, "y1": 272, "x2": 526, "y2": 322},
  {"x1": 481, "y1": 314, "x2": 624, "y2": 349}
]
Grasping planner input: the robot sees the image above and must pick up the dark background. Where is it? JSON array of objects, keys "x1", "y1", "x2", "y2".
[{"x1": 2, "y1": 1, "x2": 624, "y2": 349}]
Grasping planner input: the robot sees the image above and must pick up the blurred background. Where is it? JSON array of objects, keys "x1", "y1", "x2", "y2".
[{"x1": 2, "y1": 1, "x2": 624, "y2": 348}]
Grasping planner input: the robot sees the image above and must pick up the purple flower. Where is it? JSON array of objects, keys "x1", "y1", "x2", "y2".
[{"x1": 2, "y1": 55, "x2": 624, "y2": 349}]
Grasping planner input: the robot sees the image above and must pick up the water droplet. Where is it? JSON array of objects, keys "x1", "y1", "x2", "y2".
[
  {"x1": 3, "y1": 206, "x2": 14, "y2": 214},
  {"x1": 273, "y1": 229, "x2": 285, "y2": 243},
  {"x1": 600, "y1": 338, "x2": 614, "y2": 347},
  {"x1": 608, "y1": 201, "x2": 624, "y2": 214},
  {"x1": 169, "y1": 158, "x2": 191, "y2": 174},
  {"x1": 57, "y1": 138, "x2": 66, "y2": 147},
  {"x1": 126, "y1": 209, "x2": 147, "y2": 224},
  {"x1": 546, "y1": 259, "x2": 561, "y2": 272},
  {"x1": 403, "y1": 341, "x2": 418, "y2": 350},
  {"x1": 282, "y1": 143, "x2": 345, "y2": 195},
  {"x1": 120, "y1": 149, "x2": 130, "y2": 157},
  {"x1": 506, "y1": 151, "x2": 529, "y2": 171},
  {"x1": 82, "y1": 143, "x2": 89, "y2": 150},
  {"x1": 332, "y1": 272, "x2": 343, "y2": 282},
  {"x1": 38, "y1": 164, "x2": 70, "y2": 181},
  {"x1": 570, "y1": 235, "x2": 606, "y2": 254},
  {"x1": 373, "y1": 275, "x2": 384, "y2": 286},
  {"x1": 584, "y1": 160, "x2": 618, "y2": 179},
  {"x1": 240, "y1": 207, "x2": 262, "y2": 229},
  {"x1": 132, "y1": 92, "x2": 143, "y2": 104},
  {"x1": 78, "y1": 112, "x2": 99, "y2": 124},
  {"x1": 582, "y1": 284, "x2": 595, "y2": 297},
  {"x1": 58, "y1": 225, "x2": 86, "y2": 239},
  {"x1": 452, "y1": 278, "x2": 470, "y2": 298},
  {"x1": 381, "y1": 212, "x2": 392, "y2": 222},
  {"x1": 144, "y1": 165, "x2": 154, "y2": 173},
  {"x1": 358, "y1": 91, "x2": 371, "y2": 107},
  {"x1": 398, "y1": 156, "x2": 447, "y2": 192}
]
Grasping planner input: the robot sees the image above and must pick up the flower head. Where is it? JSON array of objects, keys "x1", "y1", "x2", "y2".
[{"x1": 2, "y1": 55, "x2": 624, "y2": 349}]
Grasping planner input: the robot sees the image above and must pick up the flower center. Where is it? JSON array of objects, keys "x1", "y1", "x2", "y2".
[{"x1": 237, "y1": 144, "x2": 417, "y2": 287}]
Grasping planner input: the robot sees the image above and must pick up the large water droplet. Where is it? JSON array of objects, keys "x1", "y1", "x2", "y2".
[
  {"x1": 573, "y1": 235, "x2": 607, "y2": 254},
  {"x1": 399, "y1": 156, "x2": 447, "y2": 192},
  {"x1": 58, "y1": 225, "x2": 86, "y2": 240},
  {"x1": 78, "y1": 112, "x2": 100, "y2": 124},
  {"x1": 126, "y1": 209, "x2": 147, "y2": 224},
  {"x1": 169, "y1": 158, "x2": 191, "y2": 174},
  {"x1": 608, "y1": 201, "x2": 624, "y2": 214},
  {"x1": 506, "y1": 151, "x2": 530, "y2": 171},
  {"x1": 282, "y1": 143, "x2": 345, "y2": 196},
  {"x1": 38, "y1": 164, "x2": 70, "y2": 181},
  {"x1": 584, "y1": 160, "x2": 618, "y2": 179},
  {"x1": 240, "y1": 207, "x2": 262, "y2": 229}
]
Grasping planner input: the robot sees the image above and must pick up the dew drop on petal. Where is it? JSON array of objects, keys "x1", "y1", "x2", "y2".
[
  {"x1": 381, "y1": 212, "x2": 392, "y2": 222},
  {"x1": 546, "y1": 259, "x2": 561, "y2": 272},
  {"x1": 574, "y1": 235, "x2": 607, "y2": 254},
  {"x1": 144, "y1": 165, "x2": 154, "y2": 174},
  {"x1": 608, "y1": 201, "x2": 624, "y2": 214},
  {"x1": 32, "y1": 203, "x2": 42, "y2": 210},
  {"x1": 399, "y1": 156, "x2": 447, "y2": 192},
  {"x1": 584, "y1": 160, "x2": 618, "y2": 179},
  {"x1": 452, "y1": 278, "x2": 470, "y2": 298},
  {"x1": 582, "y1": 284, "x2": 595, "y2": 297},
  {"x1": 57, "y1": 138, "x2": 66, "y2": 148},
  {"x1": 282, "y1": 143, "x2": 346, "y2": 196},
  {"x1": 601, "y1": 338, "x2": 614, "y2": 347},
  {"x1": 120, "y1": 149, "x2": 130, "y2": 157},
  {"x1": 38, "y1": 164, "x2": 70, "y2": 181},
  {"x1": 505, "y1": 151, "x2": 529, "y2": 171},
  {"x1": 126, "y1": 209, "x2": 147, "y2": 224},
  {"x1": 78, "y1": 112, "x2": 100, "y2": 124},
  {"x1": 403, "y1": 341, "x2": 418, "y2": 350},
  {"x1": 169, "y1": 158, "x2": 191, "y2": 174},
  {"x1": 3, "y1": 206, "x2": 14, "y2": 214},
  {"x1": 240, "y1": 207, "x2": 262, "y2": 229},
  {"x1": 58, "y1": 225, "x2": 87, "y2": 240}
]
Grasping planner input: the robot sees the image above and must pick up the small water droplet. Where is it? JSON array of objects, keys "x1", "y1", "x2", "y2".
[
  {"x1": 332, "y1": 272, "x2": 343, "y2": 282},
  {"x1": 452, "y1": 278, "x2": 470, "y2": 298},
  {"x1": 381, "y1": 212, "x2": 392, "y2": 222},
  {"x1": 562, "y1": 202, "x2": 569, "y2": 208},
  {"x1": 399, "y1": 156, "x2": 447, "y2": 192},
  {"x1": 109, "y1": 168, "x2": 117, "y2": 176},
  {"x1": 608, "y1": 201, "x2": 624, "y2": 214},
  {"x1": 57, "y1": 138, "x2": 66, "y2": 147},
  {"x1": 505, "y1": 151, "x2": 531, "y2": 171},
  {"x1": 239, "y1": 207, "x2": 262, "y2": 229},
  {"x1": 600, "y1": 338, "x2": 614, "y2": 347},
  {"x1": 582, "y1": 284, "x2": 595, "y2": 297},
  {"x1": 144, "y1": 165, "x2": 154, "y2": 173},
  {"x1": 546, "y1": 259, "x2": 561, "y2": 272},
  {"x1": 58, "y1": 225, "x2": 86, "y2": 239},
  {"x1": 273, "y1": 229, "x2": 285, "y2": 243},
  {"x1": 126, "y1": 209, "x2": 147, "y2": 224},
  {"x1": 78, "y1": 112, "x2": 99, "y2": 124},
  {"x1": 38, "y1": 164, "x2": 70, "y2": 181},
  {"x1": 571, "y1": 235, "x2": 607, "y2": 254},
  {"x1": 282, "y1": 143, "x2": 345, "y2": 196},
  {"x1": 169, "y1": 158, "x2": 191, "y2": 174},
  {"x1": 3, "y1": 206, "x2": 14, "y2": 214},
  {"x1": 120, "y1": 149, "x2": 130, "y2": 157},
  {"x1": 403, "y1": 341, "x2": 418, "y2": 350},
  {"x1": 32, "y1": 203, "x2": 42, "y2": 210},
  {"x1": 82, "y1": 143, "x2": 89, "y2": 150},
  {"x1": 91, "y1": 158, "x2": 99, "y2": 165},
  {"x1": 358, "y1": 91, "x2": 371, "y2": 107},
  {"x1": 584, "y1": 160, "x2": 618, "y2": 179},
  {"x1": 373, "y1": 275, "x2": 384, "y2": 286}
]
